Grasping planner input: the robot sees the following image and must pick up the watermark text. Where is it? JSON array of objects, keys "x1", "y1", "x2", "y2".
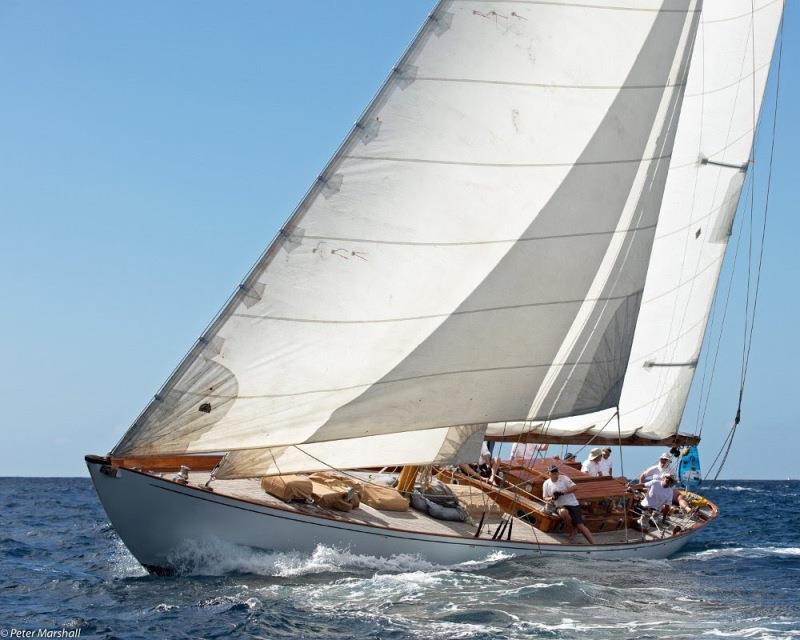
[{"x1": 1, "y1": 629, "x2": 81, "y2": 638}]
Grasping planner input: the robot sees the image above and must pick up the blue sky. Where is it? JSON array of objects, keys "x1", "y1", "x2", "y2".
[{"x1": 1, "y1": 1, "x2": 796, "y2": 478}]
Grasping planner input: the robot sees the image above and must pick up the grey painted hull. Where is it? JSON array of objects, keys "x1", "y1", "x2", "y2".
[{"x1": 87, "y1": 458, "x2": 707, "y2": 572}]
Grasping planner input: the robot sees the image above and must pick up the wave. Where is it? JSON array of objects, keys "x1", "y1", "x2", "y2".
[
  {"x1": 686, "y1": 546, "x2": 800, "y2": 561},
  {"x1": 702, "y1": 627, "x2": 800, "y2": 638},
  {"x1": 714, "y1": 486, "x2": 767, "y2": 493},
  {"x1": 0, "y1": 536, "x2": 48, "y2": 559},
  {"x1": 165, "y1": 539, "x2": 512, "y2": 577},
  {"x1": 195, "y1": 595, "x2": 261, "y2": 612}
]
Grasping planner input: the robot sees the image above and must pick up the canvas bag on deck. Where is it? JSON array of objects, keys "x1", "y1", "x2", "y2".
[{"x1": 260, "y1": 475, "x2": 313, "y2": 502}]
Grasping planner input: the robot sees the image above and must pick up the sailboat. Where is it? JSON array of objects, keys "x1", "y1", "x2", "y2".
[{"x1": 87, "y1": 0, "x2": 784, "y2": 574}]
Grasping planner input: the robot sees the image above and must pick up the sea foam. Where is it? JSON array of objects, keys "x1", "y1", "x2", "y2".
[{"x1": 165, "y1": 538, "x2": 511, "y2": 577}]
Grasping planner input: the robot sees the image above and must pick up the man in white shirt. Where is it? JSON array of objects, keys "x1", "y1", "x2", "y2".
[
  {"x1": 639, "y1": 452, "x2": 674, "y2": 484},
  {"x1": 581, "y1": 448, "x2": 603, "y2": 477},
  {"x1": 631, "y1": 474, "x2": 692, "y2": 523},
  {"x1": 510, "y1": 441, "x2": 547, "y2": 466},
  {"x1": 598, "y1": 447, "x2": 613, "y2": 477},
  {"x1": 543, "y1": 465, "x2": 595, "y2": 544},
  {"x1": 641, "y1": 474, "x2": 677, "y2": 516}
]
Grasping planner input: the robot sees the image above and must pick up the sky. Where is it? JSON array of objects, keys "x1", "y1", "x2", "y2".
[{"x1": 0, "y1": 1, "x2": 797, "y2": 479}]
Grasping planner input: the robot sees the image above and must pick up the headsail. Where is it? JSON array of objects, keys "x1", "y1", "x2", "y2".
[
  {"x1": 215, "y1": 424, "x2": 486, "y2": 479},
  {"x1": 113, "y1": 0, "x2": 701, "y2": 459},
  {"x1": 486, "y1": 0, "x2": 785, "y2": 444}
]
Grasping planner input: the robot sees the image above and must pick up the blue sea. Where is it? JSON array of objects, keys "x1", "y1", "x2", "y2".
[{"x1": 1, "y1": 478, "x2": 799, "y2": 639}]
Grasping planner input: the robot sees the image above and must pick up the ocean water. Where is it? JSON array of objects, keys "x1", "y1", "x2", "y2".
[{"x1": 1, "y1": 479, "x2": 799, "y2": 640}]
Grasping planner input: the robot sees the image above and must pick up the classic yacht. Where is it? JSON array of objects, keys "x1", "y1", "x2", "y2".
[{"x1": 87, "y1": 0, "x2": 783, "y2": 573}]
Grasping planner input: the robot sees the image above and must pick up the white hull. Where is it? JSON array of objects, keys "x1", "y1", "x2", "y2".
[{"x1": 87, "y1": 457, "x2": 710, "y2": 572}]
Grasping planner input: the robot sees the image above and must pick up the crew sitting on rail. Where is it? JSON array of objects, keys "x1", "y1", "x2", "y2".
[
  {"x1": 599, "y1": 447, "x2": 613, "y2": 476},
  {"x1": 543, "y1": 464, "x2": 595, "y2": 545},
  {"x1": 581, "y1": 448, "x2": 604, "y2": 477},
  {"x1": 639, "y1": 451, "x2": 675, "y2": 484}
]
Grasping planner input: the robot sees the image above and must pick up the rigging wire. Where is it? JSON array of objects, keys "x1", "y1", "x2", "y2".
[
  {"x1": 569, "y1": 410, "x2": 620, "y2": 459},
  {"x1": 615, "y1": 409, "x2": 629, "y2": 543},
  {"x1": 739, "y1": 0, "x2": 758, "y2": 394},
  {"x1": 706, "y1": 4, "x2": 784, "y2": 480},
  {"x1": 742, "y1": 7, "x2": 784, "y2": 390},
  {"x1": 696, "y1": 180, "x2": 750, "y2": 438}
]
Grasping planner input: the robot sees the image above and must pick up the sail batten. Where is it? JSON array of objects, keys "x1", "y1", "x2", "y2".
[{"x1": 113, "y1": 0, "x2": 706, "y2": 463}]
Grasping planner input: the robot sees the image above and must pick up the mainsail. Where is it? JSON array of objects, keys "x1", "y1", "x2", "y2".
[
  {"x1": 114, "y1": 0, "x2": 710, "y2": 471},
  {"x1": 486, "y1": 0, "x2": 784, "y2": 443}
]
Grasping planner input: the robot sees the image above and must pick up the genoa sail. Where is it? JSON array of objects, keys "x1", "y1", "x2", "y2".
[
  {"x1": 112, "y1": 0, "x2": 703, "y2": 461},
  {"x1": 486, "y1": 0, "x2": 784, "y2": 444}
]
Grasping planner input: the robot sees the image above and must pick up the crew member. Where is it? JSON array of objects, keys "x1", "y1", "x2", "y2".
[
  {"x1": 641, "y1": 473, "x2": 677, "y2": 517},
  {"x1": 639, "y1": 452, "x2": 674, "y2": 484},
  {"x1": 581, "y1": 448, "x2": 603, "y2": 477},
  {"x1": 543, "y1": 465, "x2": 595, "y2": 544},
  {"x1": 510, "y1": 441, "x2": 547, "y2": 467},
  {"x1": 630, "y1": 473, "x2": 691, "y2": 523},
  {"x1": 599, "y1": 447, "x2": 613, "y2": 477},
  {"x1": 459, "y1": 441, "x2": 497, "y2": 481}
]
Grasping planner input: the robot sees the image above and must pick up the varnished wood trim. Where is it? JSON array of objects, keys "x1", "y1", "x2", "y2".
[
  {"x1": 486, "y1": 433, "x2": 701, "y2": 447},
  {"x1": 109, "y1": 454, "x2": 224, "y2": 472}
]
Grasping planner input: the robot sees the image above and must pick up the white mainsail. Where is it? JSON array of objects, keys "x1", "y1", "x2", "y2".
[
  {"x1": 486, "y1": 0, "x2": 784, "y2": 443},
  {"x1": 112, "y1": 0, "x2": 702, "y2": 465}
]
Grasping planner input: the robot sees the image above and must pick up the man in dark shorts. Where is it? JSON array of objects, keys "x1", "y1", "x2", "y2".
[{"x1": 542, "y1": 465, "x2": 595, "y2": 544}]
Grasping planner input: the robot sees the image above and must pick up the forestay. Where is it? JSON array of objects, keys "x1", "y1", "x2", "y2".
[
  {"x1": 486, "y1": 0, "x2": 784, "y2": 443},
  {"x1": 113, "y1": 0, "x2": 701, "y2": 461}
]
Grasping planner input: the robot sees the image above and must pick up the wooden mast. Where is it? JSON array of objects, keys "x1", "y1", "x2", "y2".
[{"x1": 396, "y1": 465, "x2": 421, "y2": 494}]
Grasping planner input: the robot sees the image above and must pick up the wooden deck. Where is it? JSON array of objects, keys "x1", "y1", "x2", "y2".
[{"x1": 179, "y1": 471, "x2": 664, "y2": 547}]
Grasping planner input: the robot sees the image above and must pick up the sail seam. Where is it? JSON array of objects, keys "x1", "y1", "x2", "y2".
[
  {"x1": 345, "y1": 153, "x2": 672, "y2": 168},
  {"x1": 174, "y1": 355, "x2": 646, "y2": 401},
  {"x1": 684, "y1": 61, "x2": 770, "y2": 98},
  {"x1": 412, "y1": 76, "x2": 687, "y2": 90},
  {"x1": 279, "y1": 193, "x2": 731, "y2": 246},
  {"x1": 452, "y1": 0, "x2": 700, "y2": 14},
  {"x1": 654, "y1": 193, "x2": 738, "y2": 240},
  {"x1": 233, "y1": 291, "x2": 644, "y2": 325},
  {"x1": 628, "y1": 317, "x2": 706, "y2": 365},
  {"x1": 643, "y1": 257, "x2": 720, "y2": 304},
  {"x1": 293, "y1": 223, "x2": 658, "y2": 248},
  {"x1": 702, "y1": 0, "x2": 781, "y2": 25}
]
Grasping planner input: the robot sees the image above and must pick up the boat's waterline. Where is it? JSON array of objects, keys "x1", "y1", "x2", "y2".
[{"x1": 86, "y1": 456, "x2": 714, "y2": 572}]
